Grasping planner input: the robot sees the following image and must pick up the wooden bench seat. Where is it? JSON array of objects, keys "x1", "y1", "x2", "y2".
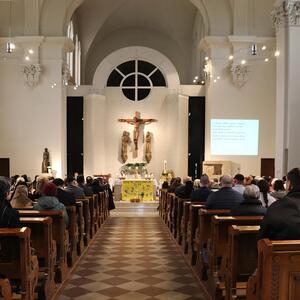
[
  {"x1": 76, "y1": 201, "x2": 85, "y2": 255},
  {"x1": 247, "y1": 239, "x2": 300, "y2": 300},
  {"x1": 66, "y1": 206, "x2": 79, "y2": 267},
  {"x1": 18, "y1": 210, "x2": 68, "y2": 283},
  {"x1": 176, "y1": 197, "x2": 190, "y2": 244},
  {"x1": 187, "y1": 204, "x2": 206, "y2": 265},
  {"x1": 77, "y1": 198, "x2": 91, "y2": 245},
  {"x1": 20, "y1": 217, "x2": 56, "y2": 300},
  {"x1": 194, "y1": 209, "x2": 230, "y2": 280},
  {"x1": 0, "y1": 227, "x2": 39, "y2": 300},
  {"x1": 225, "y1": 225, "x2": 260, "y2": 300},
  {"x1": 207, "y1": 216, "x2": 263, "y2": 300}
]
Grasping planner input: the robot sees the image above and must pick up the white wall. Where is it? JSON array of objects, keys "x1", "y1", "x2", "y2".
[
  {"x1": 83, "y1": 88, "x2": 189, "y2": 180},
  {"x1": 0, "y1": 39, "x2": 67, "y2": 178},
  {"x1": 205, "y1": 59, "x2": 276, "y2": 176}
]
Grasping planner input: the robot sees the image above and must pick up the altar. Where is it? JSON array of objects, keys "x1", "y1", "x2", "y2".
[{"x1": 115, "y1": 179, "x2": 156, "y2": 201}]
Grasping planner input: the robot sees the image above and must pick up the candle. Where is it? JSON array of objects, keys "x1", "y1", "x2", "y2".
[{"x1": 163, "y1": 160, "x2": 167, "y2": 173}]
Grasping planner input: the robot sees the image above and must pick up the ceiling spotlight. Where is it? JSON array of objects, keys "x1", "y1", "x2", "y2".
[
  {"x1": 193, "y1": 79, "x2": 197, "y2": 83},
  {"x1": 275, "y1": 51, "x2": 280, "y2": 57},
  {"x1": 262, "y1": 45, "x2": 267, "y2": 51},
  {"x1": 251, "y1": 44, "x2": 257, "y2": 55},
  {"x1": 201, "y1": 80, "x2": 205, "y2": 85},
  {"x1": 25, "y1": 56, "x2": 30, "y2": 61},
  {"x1": 205, "y1": 56, "x2": 209, "y2": 61},
  {"x1": 241, "y1": 60, "x2": 246, "y2": 65},
  {"x1": 28, "y1": 49, "x2": 34, "y2": 54},
  {"x1": 264, "y1": 58, "x2": 269, "y2": 62},
  {"x1": 229, "y1": 55, "x2": 234, "y2": 60},
  {"x1": 195, "y1": 76, "x2": 199, "y2": 80},
  {"x1": 214, "y1": 79, "x2": 217, "y2": 83},
  {"x1": 217, "y1": 76, "x2": 220, "y2": 80}
]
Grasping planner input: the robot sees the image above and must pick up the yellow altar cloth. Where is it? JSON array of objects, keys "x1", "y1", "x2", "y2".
[{"x1": 121, "y1": 179, "x2": 155, "y2": 201}]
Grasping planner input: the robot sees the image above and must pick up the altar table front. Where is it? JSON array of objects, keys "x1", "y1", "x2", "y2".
[{"x1": 121, "y1": 179, "x2": 155, "y2": 201}]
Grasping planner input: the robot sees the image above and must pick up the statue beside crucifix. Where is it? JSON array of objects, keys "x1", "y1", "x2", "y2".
[{"x1": 118, "y1": 112, "x2": 156, "y2": 156}]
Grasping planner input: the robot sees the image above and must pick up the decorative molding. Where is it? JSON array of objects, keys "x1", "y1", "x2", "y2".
[
  {"x1": 230, "y1": 63, "x2": 249, "y2": 88},
  {"x1": 271, "y1": 1, "x2": 300, "y2": 31},
  {"x1": 22, "y1": 64, "x2": 42, "y2": 87}
]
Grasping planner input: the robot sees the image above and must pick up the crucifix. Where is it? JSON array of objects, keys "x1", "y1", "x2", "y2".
[{"x1": 118, "y1": 111, "x2": 157, "y2": 152}]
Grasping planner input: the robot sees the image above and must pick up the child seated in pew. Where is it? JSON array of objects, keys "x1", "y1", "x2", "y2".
[
  {"x1": 231, "y1": 184, "x2": 266, "y2": 216},
  {"x1": 34, "y1": 182, "x2": 69, "y2": 225},
  {"x1": 0, "y1": 177, "x2": 21, "y2": 227}
]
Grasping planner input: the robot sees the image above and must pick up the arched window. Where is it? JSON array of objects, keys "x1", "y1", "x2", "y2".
[
  {"x1": 107, "y1": 60, "x2": 167, "y2": 101},
  {"x1": 67, "y1": 21, "x2": 74, "y2": 78}
]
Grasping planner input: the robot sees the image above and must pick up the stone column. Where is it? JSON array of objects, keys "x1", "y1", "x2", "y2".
[{"x1": 272, "y1": 0, "x2": 300, "y2": 177}]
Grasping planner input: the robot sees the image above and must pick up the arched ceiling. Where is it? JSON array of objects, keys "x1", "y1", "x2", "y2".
[{"x1": 76, "y1": 0, "x2": 199, "y2": 84}]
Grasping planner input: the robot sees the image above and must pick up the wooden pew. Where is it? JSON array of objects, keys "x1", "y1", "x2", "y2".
[
  {"x1": 18, "y1": 210, "x2": 68, "y2": 283},
  {"x1": 88, "y1": 196, "x2": 96, "y2": 238},
  {"x1": 167, "y1": 193, "x2": 176, "y2": 231},
  {"x1": 195, "y1": 209, "x2": 230, "y2": 280},
  {"x1": 76, "y1": 201, "x2": 85, "y2": 255},
  {"x1": 187, "y1": 203, "x2": 206, "y2": 265},
  {"x1": 159, "y1": 189, "x2": 168, "y2": 219},
  {"x1": 176, "y1": 197, "x2": 190, "y2": 244},
  {"x1": 247, "y1": 239, "x2": 300, "y2": 300},
  {"x1": 171, "y1": 196, "x2": 180, "y2": 238},
  {"x1": 225, "y1": 225, "x2": 260, "y2": 300},
  {"x1": 66, "y1": 206, "x2": 79, "y2": 267},
  {"x1": 0, "y1": 227, "x2": 39, "y2": 300},
  {"x1": 99, "y1": 191, "x2": 105, "y2": 225},
  {"x1": 181, "y1": 201, "x2": 192, "y2": 253},
  {"x1": 181, "y1": 201, "x2": 204, "y2": 254},
  {"x1": 208, "y1": 216, "x2": 263, "y2": 300},
  {"x1": 93, "y1": 194, "x2": 100, "y2": 232},
  {"x1": 77, "y1": 197, "x2": 91, "y2": 245},
  {"x1": 20, "y1": 217, "x2": 56, "y2": 300},
  {"x1": 0, "y1": 279, "x2": 12, "y2": 300}
]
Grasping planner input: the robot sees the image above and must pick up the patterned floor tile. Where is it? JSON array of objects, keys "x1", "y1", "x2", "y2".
[{"x1": 57, "y1": 203, "x2": 208, "y2": 300}]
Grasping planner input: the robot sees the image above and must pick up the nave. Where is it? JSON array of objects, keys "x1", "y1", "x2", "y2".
[{"x1": 58, "y1": 203, "x2": 207, "y2": 300}]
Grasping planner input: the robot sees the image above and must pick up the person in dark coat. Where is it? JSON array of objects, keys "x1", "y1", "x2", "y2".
[
  {"x1": 231, "y1": 184, "x2": 266, "y2": 216},
  {"x1": 191, "y1": 174, "x2": 212, "y2": 202},
  {"x1": 77, "y1": 175, "x2": 93, "y2": 196},
  {"x1": 0, "y1": 177, "x2": 21, "y2": 228},
  {"x1": 205, "y1": 175, "x2": 243, "y2": 209},
  {"x1": 258, "y1": 168, "x2": 300, "y2": 240},
  {"x1": 175, "y1": 177, "x2": 194, "y2": 199},
  {"x1": 91, "y1": 179, "x2": 105, "y2": 194},
  {"x1": 53, "y1": 178, "x2": 76, "y2": 206}
]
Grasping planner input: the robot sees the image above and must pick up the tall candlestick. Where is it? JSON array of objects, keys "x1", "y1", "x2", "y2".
[{"x1": 163, "y1": 160, "x2": 167, "y2": 173}]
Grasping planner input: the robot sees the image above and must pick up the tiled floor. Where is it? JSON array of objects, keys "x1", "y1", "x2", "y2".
[{"x1": 58, "y1": 203, "x2": 207, "y2": 300}]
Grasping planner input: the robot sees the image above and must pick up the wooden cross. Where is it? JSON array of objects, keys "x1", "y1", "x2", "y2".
[{"x1": 118, "y1": 111, "x2": 157, "y2": 151}]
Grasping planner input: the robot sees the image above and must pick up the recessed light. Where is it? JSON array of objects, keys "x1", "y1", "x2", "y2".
[
  {"x1": 229, "y1": 55, "x2": 234, "y2": 60},
  {"x1": 262, "y1": 45, "x2": 267, "y2": 50},
  {"x1": 275, "y1": 51, "x2": 280, "y2": 57},
  {"x1": 241, "y1": 60, "x2": 246, "y2": 65},
  {"x1": 28, "y1": 49, "x2": 34, "y2": 54},
  {"x1": 205, "y1": 56, "x2": 209, "y2": 61},
  {"x1": 264, "y1": 58, "x2": 269, "y2": 62},
  {"x1": 25, "y1": 56, "x2": 30, "y2": 61}
]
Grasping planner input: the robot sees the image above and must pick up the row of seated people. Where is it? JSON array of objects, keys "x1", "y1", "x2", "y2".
[
  {"x1": 0, "y1": 175, "x2": 110, "y2": 300},
  {"x1": 166, "y1": 172, "x2": 286, "y2": 206},
  {"x1": 159, "y1": 167, "x2": 300, "y2": 299}
]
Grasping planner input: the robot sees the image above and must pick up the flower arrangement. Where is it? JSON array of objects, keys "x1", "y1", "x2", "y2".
[{"x1": 121, "y1": 163, "x2": 148, "y2": 176}]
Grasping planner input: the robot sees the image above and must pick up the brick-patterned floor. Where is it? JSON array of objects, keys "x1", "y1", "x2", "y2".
[{"x1": 58, "y1": 204, "x2": 207, "y2": 300}]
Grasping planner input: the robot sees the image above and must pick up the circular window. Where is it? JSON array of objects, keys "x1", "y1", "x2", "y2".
[{"x1": 107, "y1": 60, "x2": 167, "y2": 101}]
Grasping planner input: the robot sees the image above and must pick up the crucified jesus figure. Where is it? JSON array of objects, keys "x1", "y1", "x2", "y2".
[{"x1": 118, "y1": 111, "x2": 157, "y2": 151}]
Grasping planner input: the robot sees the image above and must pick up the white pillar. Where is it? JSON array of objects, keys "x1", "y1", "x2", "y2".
[{"x1": 272, "y1": 0, "x2": 300, "y2": 177}]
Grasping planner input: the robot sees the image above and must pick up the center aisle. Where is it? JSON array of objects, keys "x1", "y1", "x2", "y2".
[{"x1": 58, "y1": 203, "x2": 207, "y2": 300}]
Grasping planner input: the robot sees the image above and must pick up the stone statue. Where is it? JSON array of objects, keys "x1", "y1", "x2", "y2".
[
  {"x1": 42, "y1": 148, "x2": 50, "y2": 173},
  {"x1": 121, "y1": 131, "x2": 130, "y2": 163},
  {"x1": 145, "y1": 131, "x2": 152, "y2": 163},
  {"x1": 118, "y1": 112, "x2": 156, "y2": 152}
]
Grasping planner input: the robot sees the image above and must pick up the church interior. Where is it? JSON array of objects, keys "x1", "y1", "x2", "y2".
[{"x1": 1, "y1": 0, "x2": 300, "y2": 299}]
